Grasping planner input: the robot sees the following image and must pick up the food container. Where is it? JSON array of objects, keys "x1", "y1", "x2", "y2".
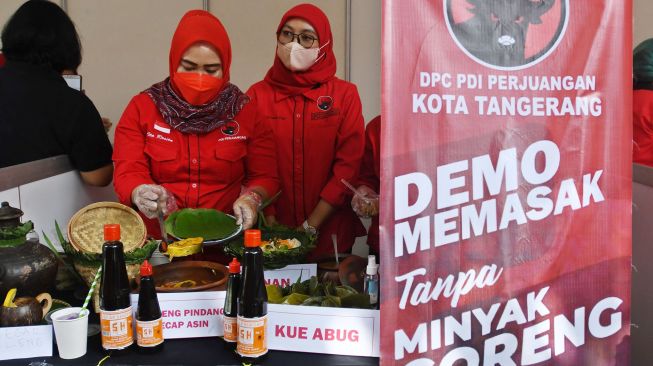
[{"x1": 135, "y1": 261, "x2": 228, "y2": 292}]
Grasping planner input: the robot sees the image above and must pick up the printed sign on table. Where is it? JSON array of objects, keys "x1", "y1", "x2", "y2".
[
  {"x1": 131, "y1": 291, "x2": 225, "y2": 339},
  {"x1": 267, "y1": 304, "x2": 380, "y2": 357},
  {"x1": 381, "y1": 1, "x2": 632, "y2": 365},
  {"x1": 264, "y1": 263, "x2": 317, "y2": 287}
]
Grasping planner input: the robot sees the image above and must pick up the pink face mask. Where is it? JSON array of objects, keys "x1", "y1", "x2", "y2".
[{"x1": 277, "y1": 41, "x2": 329, "y2": 72}]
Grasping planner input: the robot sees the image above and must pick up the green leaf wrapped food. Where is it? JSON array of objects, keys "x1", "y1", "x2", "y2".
[
  {"x1": 264, "y1": 276, "x2": 372, "y2": 309},
  {"x1": 223, "y1": 226, "x2": 316, "y2": 269},
  {"x1": 165, "y1": 208, "x2": 239, "y2": 240}
]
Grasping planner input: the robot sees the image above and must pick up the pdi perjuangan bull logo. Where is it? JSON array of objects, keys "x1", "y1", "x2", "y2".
[{"x1": 447, "y1": 0, "x2": 566, "y2": 68}]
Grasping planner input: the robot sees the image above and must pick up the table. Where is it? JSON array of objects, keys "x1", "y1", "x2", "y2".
[
  {"x1": 0, "y1": 291, "x2": 379, "y2": 366},
  {"x1": 0, "y1": 334, "x2": 378, "y2": 365}
]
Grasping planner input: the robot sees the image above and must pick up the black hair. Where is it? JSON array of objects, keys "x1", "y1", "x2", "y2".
[{"x1": 1, "y1": 0, "x2": 82, "y2": 73}]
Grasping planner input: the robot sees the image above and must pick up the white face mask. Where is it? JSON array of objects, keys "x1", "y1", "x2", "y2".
[{"x1": 277, "y1": 41, "x2": 328, "y2": 72}]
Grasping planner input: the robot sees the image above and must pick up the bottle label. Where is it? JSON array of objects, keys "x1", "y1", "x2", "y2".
[
  {"x1": 223, "y1": 316, "x2": 238, "y2": 343},
  {"x1": 136, "y1": 318, "x2": 163, "y2": 347},
  {"x1": 368, "y1": 280, "x2": 379, "y2": 304},
  {"x1": 237, "y1": 315, "x2": 267, "y2": 357},
  {"x1": 100, "y1": 307, "x2": 134, "y2": 349}
]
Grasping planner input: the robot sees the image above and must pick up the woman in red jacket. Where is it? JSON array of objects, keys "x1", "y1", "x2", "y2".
[
  {"x1": 113, "y1": 10, "x2": 278, "y2": 241},
  {"x1": 352, "y1": 116, "x2": 380, "y2": 256},
  {"x1": 247, "y1": 4, "x2": 365, "y2": 259},
  {"x1": 634, "y1": 38, "x2": 653, "y2": 166}
]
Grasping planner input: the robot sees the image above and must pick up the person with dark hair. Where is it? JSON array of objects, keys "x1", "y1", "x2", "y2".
[
  {"x1": 633, "y1": 38, "x2": 653, "y2": 167},
  {"x1": 0, "y1": 0, "x2": 113, "y2": 186}
]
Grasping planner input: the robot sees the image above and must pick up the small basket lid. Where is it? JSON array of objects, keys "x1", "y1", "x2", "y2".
[{"x1": 67, "y1": 202, "x2": 146, "y2": 254}]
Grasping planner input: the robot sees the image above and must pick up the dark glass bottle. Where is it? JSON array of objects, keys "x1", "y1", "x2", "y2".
[
  {"x1": 100, "y1": 224, "x2": 133, "y2": 354},
  {"x1": 237, "y1": 230, "x2": 268, "y2": 363},
  {"x1": 223, "y1": 258, "x2": 241, "y2": 350},
  {"x1": 136, "y1": 260, "x2": 164, "y2": 353}
]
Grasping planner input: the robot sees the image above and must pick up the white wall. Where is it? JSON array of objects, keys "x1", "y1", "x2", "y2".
[
  {"x1": 635, "y1": 0, "x2": 653, "y2": 47},
  {"x1": 351, "y1": 0, "x2": 381, "y2": 123},
  {"x1": 1, "y1": 0, "x2": 382, "y2": 139}
]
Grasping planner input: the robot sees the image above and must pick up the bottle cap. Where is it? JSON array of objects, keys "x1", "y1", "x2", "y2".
[
  {"x1": 366, "y1": 255, "x2": 379, "y2": 276},
  {"x1": 244, "y1": 229, "x2": 261, "y2": 247},
  {"x1": 228, "y1": 258, "x2": 241, "y2": 274},
  {"x1": 104, "y1": 224, "x2": 121, "y2": 241},
  {"x1": 140, "y1": 260, "x2": 153, "y2": 276}
]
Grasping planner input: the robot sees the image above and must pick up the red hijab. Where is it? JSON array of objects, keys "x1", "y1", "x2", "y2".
[
  {"x1": 0, "y1": 53, "x2": 5, "y2": 68},
  {"x1": 145, "y1": 10, "x2": 248, "y2": 135},
  {"x1": 264, "y1": 4, "x2": 337, "y2": 96},
  {"x1": 169, "y1": 10, "x2": 232, "y2": 86}
]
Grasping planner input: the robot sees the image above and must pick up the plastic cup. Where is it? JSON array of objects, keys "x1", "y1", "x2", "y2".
[{"x1": 51, "y1": 307, "x2": 89, "y2": 359}]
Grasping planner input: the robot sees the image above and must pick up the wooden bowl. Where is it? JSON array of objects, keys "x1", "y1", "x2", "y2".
[
  {"x1": 338, "y1": 255, "x2": 367, "y2": 293},
  {"x1": 137, "y1": 261, "x2": 228, "y2": 292}
]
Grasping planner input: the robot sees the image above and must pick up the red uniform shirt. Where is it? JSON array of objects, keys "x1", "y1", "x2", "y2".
[
  {"x1": 357, "y1": 116, "x2": 381, "y2": 255},
  {"x1": 248, "y1": 78, "x2": 366, "y2": 258},
  {"x1": 634, "y1": 89, "x2": 653, "y2": 166},
  {"x1": 113, "y1": 93, "x2": 278, "y2": 237}
]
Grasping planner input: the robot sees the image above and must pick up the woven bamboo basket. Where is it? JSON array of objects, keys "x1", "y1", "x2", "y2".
[
  {"x1": 68, "y1": 202, "x2": 146, "y2": 253},
  {"x1": 67, "y1": 202, "x2": 148, "y2": 312},
  {"x1": 74, "y1": 262, "x2": 141, "y2": 313}
]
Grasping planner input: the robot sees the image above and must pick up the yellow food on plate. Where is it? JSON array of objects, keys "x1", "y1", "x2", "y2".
[
  {"x1": 260, "y1": 238, "x2": 301, "y2": 252},
  {"x1": 164, "y1": 237, "x2": 203, "y2": 260}
]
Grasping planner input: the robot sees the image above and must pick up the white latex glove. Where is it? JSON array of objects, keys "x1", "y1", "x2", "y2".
[
  {"x1": 131, "y1": 184, "x2": 175, "y2": 219},
  {"x1": 351, "y1": 185, "x2": 379, "y2": 218},
  {"x1": 233, "y1": 191, "x2": 262, "y2": 229}
]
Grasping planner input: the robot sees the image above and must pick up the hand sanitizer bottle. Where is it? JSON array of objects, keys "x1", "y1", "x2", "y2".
[{"x1": 364, "y1": 255, "x2": 379, "y2": 308}]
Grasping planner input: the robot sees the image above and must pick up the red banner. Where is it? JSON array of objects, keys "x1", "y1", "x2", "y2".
[{"x1": 380, "y1": 1, "x2": 632, "y2": 365}]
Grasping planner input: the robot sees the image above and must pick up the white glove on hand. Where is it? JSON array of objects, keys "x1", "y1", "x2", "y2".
[
  {"x1": 131, "y1": 184, "x2": 174, "y2": 219},
  {"x1": 233, "y1": 191, "x2": 262, "y2": 229},
  {"x1": 351, "y1": 185, "x2": 379, "y2": 218}
]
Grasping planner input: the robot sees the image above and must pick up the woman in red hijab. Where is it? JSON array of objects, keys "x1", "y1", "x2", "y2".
[
  {"x1": 113, "y1": 11, "x2": 278, "y2": 245},
  {"x1": 247, "y1": 4, "x2": 365, "y2": 260}
]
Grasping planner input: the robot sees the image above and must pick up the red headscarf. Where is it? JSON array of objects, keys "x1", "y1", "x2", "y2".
[
  {"x1": 169, "y1": 10, "x2": 232, "y2": 85},
  {"x1": 0, "y1": 53, "x2": 5, "y2": 68},
  {"x1": 145, "y1": 10, "x2": 249, "y2": 135},
  {"x1": 264, "y1": 4, "x2": 337, "y2": 96}
]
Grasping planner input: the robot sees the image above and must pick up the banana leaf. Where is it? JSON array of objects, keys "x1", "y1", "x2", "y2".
[
  {"x1": 44, "y1": 221, "x2": 157, "y2": 266},
  {"x1": 0, "y1": 221, "x2": 33, "y2": 246},
  {"x1": 264, "y1": 275, "x2": 371, "y2": 309},
  {"x1": 165, "y1": 208, "x2": 238, "y2": 240},
  {"x1": 223, "y1": 226, "x2": 316, "y2": 270},
  {"x1": 266, "y1": 285, "x2": 285, "y2": 304}
]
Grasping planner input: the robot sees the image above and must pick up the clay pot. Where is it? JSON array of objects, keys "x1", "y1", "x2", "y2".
[
  {"x1": 0, "y1": 202, "x2": 58, "y2": 297},
  {"x1": 1, "y1": 293, "x2": 52, "y2": 327}
]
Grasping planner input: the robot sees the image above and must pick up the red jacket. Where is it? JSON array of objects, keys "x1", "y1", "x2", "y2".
[
  {"x1": 357, "y1": 116, "x2": 380, "y2": 255},
  {"x1": 247, "y1": 78, "x2": 366, "y2": 258},
  {"x1": 113, "y1": 93, "x2": 278, "y2": 237},
  {"x1": 634, "y1": 89, "x2": 653, "y2": 166}
]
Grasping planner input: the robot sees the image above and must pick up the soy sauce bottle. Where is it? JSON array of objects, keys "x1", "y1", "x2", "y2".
[
  {"x1": 223, "y1": 258, "x2": 241, "y2": 350},
  {"x1": 237, "y1": 230, "x2": 268, "y2": 363},
  {"x1": 100, "y1": 224, "x2": 133, "y2": 354},
  {"x1": 136, "y1": 260, "x2": 164, "y2": 353}
]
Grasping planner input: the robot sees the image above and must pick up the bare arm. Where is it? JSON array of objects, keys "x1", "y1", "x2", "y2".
[
  {"x1": 80, "y1": 163, "x2": 113, "y2": 187},
  {"x1": 306, "y1": 200, "x2": 336, "y2": 229}
]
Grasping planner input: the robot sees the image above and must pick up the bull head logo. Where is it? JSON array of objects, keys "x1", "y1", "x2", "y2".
[{"x1": 446, "y1": 0, "x2": 566, "y2": 68}]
